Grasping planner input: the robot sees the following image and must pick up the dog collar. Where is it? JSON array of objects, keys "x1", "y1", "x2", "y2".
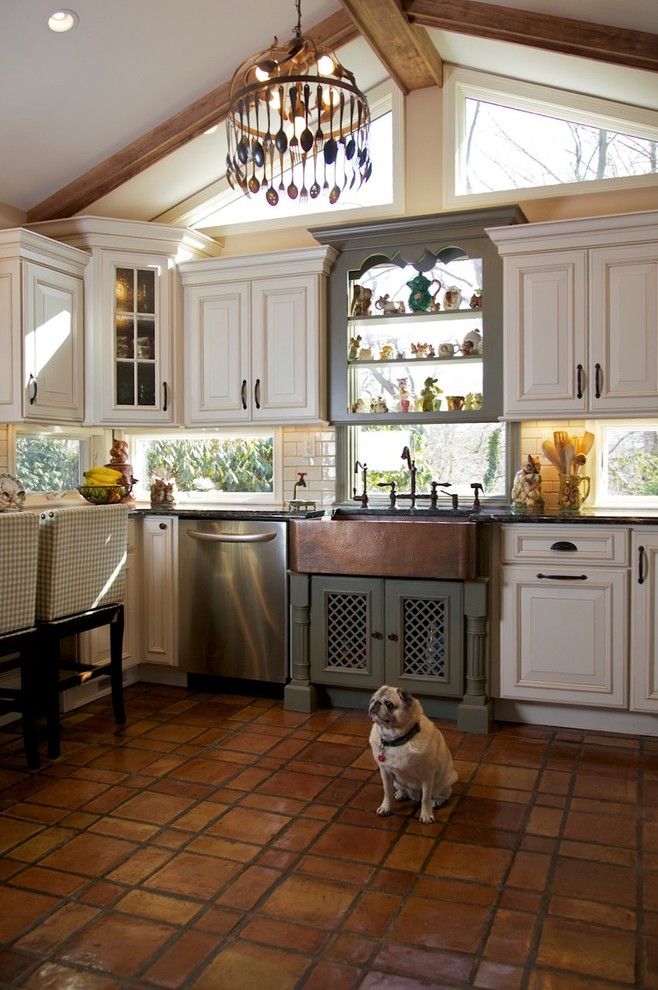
[{"x1": 377, "y1": 722, "x2": 421, "y2": 762}]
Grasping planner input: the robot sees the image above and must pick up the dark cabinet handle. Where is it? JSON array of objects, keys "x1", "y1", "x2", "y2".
[
  {"x1": 537, "y1": 573, "x2": 587, "y2": 581},
  {"x1": 241, "y1": 379, "x2": 247, "y2": 410},
  {"x1": 550, "y1": 541, "x2": 578, "y2": 552},
  {"x1": 387, "y1": 632, "x2": 398, "y2": 642},
  {"x1": 576, "y1": 363, "x2": 584, "y2": 399},
  {"x1": 638, "y1": 545, "x2": 646, "y2": 585},
  {"x1": 28, "y1": 373, "x2": 38, "y2": 405},
  {"x1": 163, "y1": 381, "x2": 168, "y2": 412},
  {"x1": 159, "y1": 522, "x2": 167, "y2": 530},
  {"x1": 594, "y1": 363, "x2": 602, "y2": 399},
  {"x1": 254, "y1": 378, "x2": 261, "y2": 410},
  {"x1": 371, "y1": 631, "x2": 383, "y2": 640}
]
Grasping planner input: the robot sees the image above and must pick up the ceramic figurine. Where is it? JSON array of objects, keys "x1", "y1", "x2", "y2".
[
  {"x1": 348, "y1": 335, "x2": 362, "y2": 360},
  {"x1": 379, "y1": 343, "x2": 395, "y2": 360},
  {"x1": 511, "y1": 454, "x2": 544, "y2": 511},
  {"x1": 464, "y1": 392, "x2": 483, "y2": 410},
  {"x1": 371, "y1": 395, "x2": 389, "y2": 413},
  {"x1": 351, "y1": 284, "x2": 373, "y2": 317},
  {"x1": 411, "y1": 341, "x2": 433, "y2": 359},
  {"x1": 438, "y1": 342, "x2": 456, "y2": 358},
  {"x1": 397, "y1": 377, "x2": 412, "y2": 413},
  {"x1": 150, "y1": 477, "x2": 175, "y2": 506},
  {"x1": 446, "y1": 395, "x2": 465, "y2": 411},
  {"x1": 359, "y1": 345, "x2": 373, "y2": 360},
  {"x1": 406, "y1": 273, "x2": 442, "y2": 312},
  {"x1": 443, "y1": 286, "x2": 462, "y2": 310},
  {"x1": 375, "y1": 295, "x2": 405, "y2": 315},
  {"x1": 462, "y1": 328, "x2": 483, "y2": 354},
  {"x1": 420, "y1": 377, "x2": 442, "y2": 412},
  {"x1": 351, "y1": 397, "x2": 367, "y2": 413},
  {"x1": 470, "y1": 288, "x2": 482, "y2": 310}
]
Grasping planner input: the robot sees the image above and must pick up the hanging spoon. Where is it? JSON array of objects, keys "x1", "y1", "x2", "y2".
[
  {"x1": 265, "y1": 144, "x2": 278, "y2": 206},
  {"x1": 236, "y1": 99, "x2": 249, "y2": 165},
  {"x1": 287, "y1": 148, "x2": 298, "y2": 199},
  {"x1": 300, "y1": 83, "x2": 314, "y2": 153},
  {"x1": 264, "y1": 88, "x2": 272, "y2": 150},
  {"x1": 275, "y1": 85, "x2": 287, "y2": 153},
  {"x1": 345, "y1": 95, "x2": 356, "y2": 161},
  {"x1": 309, "y1": 149, "x2": 320, "y2": 199},
  {"x1": 323, "y1": 88, "x2": 337, "y2": 165},
  {"x1": 252, "y1": 94, "x2": 264, "y2": 168},
  {"x1": 289, "y1": 85, "x2": 299, "y2": 152}
]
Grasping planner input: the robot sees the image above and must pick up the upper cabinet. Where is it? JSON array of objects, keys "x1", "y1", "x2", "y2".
[
  {"x1": 180, "y1": 246, "x2": 336, "y2": 426},
  {"x1": 311, "y1": 207, "x2": 525, "y2": 424},
  {"x1": 0, "y1": 229, "x2": 89, "y2": 423},
  {"x1": 487, "y1": 211, "x2": 658, "y2": 419},
  {"x1": 27, "y1": 217, "x2": 221, "y2": 426}
]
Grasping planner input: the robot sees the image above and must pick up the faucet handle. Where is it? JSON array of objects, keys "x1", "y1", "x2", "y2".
[
  {"x1": 470, "y1": 482, "x2": 484, "y2": 509},
  {"x1": 377, "y1": 480, "x2": 397, "y2": 507}
]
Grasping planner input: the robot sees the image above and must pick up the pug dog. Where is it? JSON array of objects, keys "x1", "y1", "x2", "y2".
[{"x1": 368, "y1": 685, "x2": 458, "y2": 824}]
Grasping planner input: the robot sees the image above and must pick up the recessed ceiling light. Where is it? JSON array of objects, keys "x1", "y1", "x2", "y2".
[{"x1": 48, "y1": 9, "x2": 79, "y2": 33}]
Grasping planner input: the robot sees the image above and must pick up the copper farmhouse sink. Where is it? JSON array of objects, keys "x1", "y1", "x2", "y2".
[{"x1": 289, "y1": 516, "x2": 477, "y2": 580}]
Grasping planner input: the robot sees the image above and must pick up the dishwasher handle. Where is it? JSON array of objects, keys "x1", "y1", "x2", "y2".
[{"x1": 187, "y1": 529, "x2": 277, "y2": 544}]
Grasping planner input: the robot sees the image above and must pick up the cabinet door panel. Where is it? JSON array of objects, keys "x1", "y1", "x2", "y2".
[
  {"x1": 504, "y1": 252, "x2": 587, "y2": 417},
  {"x1": 185, "y1": 284, "x2": 250, "y2": 423},
  {"x1": 24, "y1": 264, "x2": 83, "y2": 422},
  {"x1": 385, "y1": 580, "x2": 464, "y2": 697},
  {"x1": 630, "y1": 531, "x2": 658, "y2": 712},
  {"x1": 142, "y1": 517, "x2": 177, "y2": 665},
  {"x1": 500, "y1": 565, "x2": 627, "y2": 707},
  {"x1": 0, "y1": 261, "x2": 21, "y2": 418},
  {"x1": 252, "y1": 277, "x2": 316, "y2": 420},
  {"x1": 590, "y1": 245, "x2": 658, "y2": 413},
  {"x1": 310, "y1": 576, "x2": 384, "y2": 688}
]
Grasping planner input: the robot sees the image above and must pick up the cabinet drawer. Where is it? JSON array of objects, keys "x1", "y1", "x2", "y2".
[{"x1": 502, "y1": 525, "x2": 628, "y2": 565}]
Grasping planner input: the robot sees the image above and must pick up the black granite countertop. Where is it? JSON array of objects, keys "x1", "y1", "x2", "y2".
[{"x1": 129, "y1": 501, "x2": 658, "y2": 525}]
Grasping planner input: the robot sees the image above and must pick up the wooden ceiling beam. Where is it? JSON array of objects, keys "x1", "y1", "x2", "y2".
[
  {"x1": 27, "y1": 9, "x2": 359, "y2": 223},
  {"x1": 405, "y1": 0, "x2": 658, "y2": 74},
  {"x1": 339, "y1": 0, "x2": 443, "y2": 93}
]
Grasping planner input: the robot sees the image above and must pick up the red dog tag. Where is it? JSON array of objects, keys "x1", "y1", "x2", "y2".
[{"x1": 377, "y1": 753, "x2": 386, "y2": 762}]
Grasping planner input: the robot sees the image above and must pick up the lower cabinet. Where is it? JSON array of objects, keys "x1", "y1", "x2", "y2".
[
  {"x1": 141, "y1": 515, "x2": 178, "y2": 666},
  {"x1": 500, "y1": 524, "x2": 629, "y2": 709},
  {"x1": 310, "y1": 575, "x2": 464, "y2": 697},
  {"x1": 630, "y1": 528, "x2": 658, "y2": 713}
]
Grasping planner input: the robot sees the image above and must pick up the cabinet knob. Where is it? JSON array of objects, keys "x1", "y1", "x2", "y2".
[
  {"x1": 371, "y1": 631, "x2": 383, "y2": 640},
  {"x1": 387, "y1": 632, "x2": 398, "y2": 642},
  {"x1": 159, "y1": 522, "x2": 167, "y2": 530}
]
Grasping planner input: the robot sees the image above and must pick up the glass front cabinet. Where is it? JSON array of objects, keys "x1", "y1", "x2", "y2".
[{"x1": 312, "y1": 207, "x2": 526, "y2": 424}]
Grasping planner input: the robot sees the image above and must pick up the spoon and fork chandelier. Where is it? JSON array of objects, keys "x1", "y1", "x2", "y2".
[{"x1": 225, "y1": 0, "x2": 372, "y2": 206}]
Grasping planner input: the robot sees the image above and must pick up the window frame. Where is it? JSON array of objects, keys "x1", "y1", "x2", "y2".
[
  {"x1": 11, "y1": 424, "x2": 109, "y2": 500},
  {"x1": 123, "y1": 427, "x2": 283, "y2": 505},
  {"x1": 157, "y1": 81, "x2": 405, "y2": 235},
  {"x1": 593, "y1": 419, "x2": 658, "y2": 509},
  {"x1": 443, "y1": 65, "x2": 658, "y2": 209}
]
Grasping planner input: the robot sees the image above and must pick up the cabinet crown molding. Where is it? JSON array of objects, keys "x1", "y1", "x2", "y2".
[
  {"x1": 24, "y1": 216, "x2": 222, "y2": 261},
  {"x1": 487, "y1": 208, "x2": 658, "y2": 254},
  {"x1": 179, "y1": 244, "x2": 338, "y2": 285},
  {"x1": 0, "y1": 227, "x2": 90, "y2": 272}
]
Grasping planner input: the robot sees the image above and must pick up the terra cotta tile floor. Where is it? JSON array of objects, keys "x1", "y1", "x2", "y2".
[{"x1": 0, "y1": 683, "x2": 656, "y2": 989}]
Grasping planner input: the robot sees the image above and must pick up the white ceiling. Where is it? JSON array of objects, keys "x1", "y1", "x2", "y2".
[{"x1": 1, "y1": 0, "x2": 657, "y2": 221}]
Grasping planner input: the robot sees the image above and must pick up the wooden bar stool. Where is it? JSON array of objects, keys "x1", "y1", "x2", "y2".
[
  {"x1": 36, "y1": 504, "x2": 129, "y2": 759},
  {"x1": 0, "y1": 511, "x2": 41, "y2": 769}
]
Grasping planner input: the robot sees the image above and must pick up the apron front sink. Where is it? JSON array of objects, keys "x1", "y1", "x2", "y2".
[{"x1": 289, "y1": 516, "x2": 477, "y2": 580}]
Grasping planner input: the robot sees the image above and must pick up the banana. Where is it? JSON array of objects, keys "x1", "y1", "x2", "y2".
[{"x1": 84, "y1": 465, "x2": 123, "y2": 485}]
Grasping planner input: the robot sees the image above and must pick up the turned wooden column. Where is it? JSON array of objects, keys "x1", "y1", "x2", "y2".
[
  {"x1": 284, "y1": 572, "x2": 319, "y2": 712},
  {"x1": 457, "y1": 578, "x2": 492, "y2": 733}
]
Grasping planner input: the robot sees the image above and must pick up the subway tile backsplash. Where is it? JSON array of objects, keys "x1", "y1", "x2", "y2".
[
  {"x1": 519, "y1": 420, "x2": 588, "y2": 511},
  {"x1": 281, "y1": 425, "x2": 336, "y2": 507}
]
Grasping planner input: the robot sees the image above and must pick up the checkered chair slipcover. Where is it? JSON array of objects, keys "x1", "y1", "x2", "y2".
[
  {"x1": 0, "y1": 510, "x2": 39, "y2": 635},
  {"x1": 36, "y1": 504, "x2": 128, "y2": 621}
]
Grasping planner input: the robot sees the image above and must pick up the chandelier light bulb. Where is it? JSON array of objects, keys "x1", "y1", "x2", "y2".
[{"x1": 317, "y1": 54, "x2": 334, "y2": 75}]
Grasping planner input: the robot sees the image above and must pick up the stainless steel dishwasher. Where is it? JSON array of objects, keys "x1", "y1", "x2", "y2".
[{"x1": 178, "y1": 518, "x2": 288, "y2": 683}]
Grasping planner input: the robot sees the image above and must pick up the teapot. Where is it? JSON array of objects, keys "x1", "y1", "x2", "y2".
[{"x1": 406, "y1": 273, "x2": 441, "y2": 312}]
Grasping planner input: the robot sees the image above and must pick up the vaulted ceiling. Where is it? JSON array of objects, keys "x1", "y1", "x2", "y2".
[{"x1": 2, "y1": 0, "x2": 657, "y2": 225}]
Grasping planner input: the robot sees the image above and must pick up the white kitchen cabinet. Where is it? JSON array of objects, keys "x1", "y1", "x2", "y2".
[
  {"x1": 27, "y1": 217, "x2": 221, "y2": 426},
  {"x1": 0, "y1": 229, "x2": 89, "y2": 423},
  {"x1": 499, "y1": 525, "x2": 628, "y2": 708},
  {"x1": 141, "y1": 515, "x2": 177, "y2": 666},
  {"x1": 181, "y1": 246, "x2": 336, "y2": 425},
  {"x1": 487, "y1": 211, "x2": 658, "y2": 419},
  {"x1": 630, "y1": 529, "x2": 658, "y2": 713}
]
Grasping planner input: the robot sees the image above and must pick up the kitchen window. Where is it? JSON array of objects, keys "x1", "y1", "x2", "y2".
[
  {"x1": 444, "y1": 67, "x2": 658, "y2": 208},
  {"x1": 595, "y1": 421, "x2": 658, "y2": 508},
  {"x1": 128, "y1": 430, "x2": 282, "y2": 504},
  {"x1": 344, "y1": 422, "x2": 508, "y2": 505},
  {"x1": 13, "y1": 425, "x2": 106, "y2": 495}
]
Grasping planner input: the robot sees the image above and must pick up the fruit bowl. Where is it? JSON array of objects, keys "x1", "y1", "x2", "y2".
[{"x1": 78, "y1": 484, "x2": 128, "y2": 505}]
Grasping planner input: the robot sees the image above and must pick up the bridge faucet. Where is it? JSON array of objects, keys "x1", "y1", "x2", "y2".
[
  {"x1": 353, "y1": 460, "x2": 369, "y2": 507},
  {"x1": 434, "y1": 482, "x2": 458, "y2": 510}
]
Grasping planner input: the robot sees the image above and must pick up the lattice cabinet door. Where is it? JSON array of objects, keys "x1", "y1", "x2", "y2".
[
  {"x1": 310, "y1": 576, "x2": 385, "y2": 689},
  {"x1": 384, "y1": 580, "x2": 464, "y2": 698}
]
